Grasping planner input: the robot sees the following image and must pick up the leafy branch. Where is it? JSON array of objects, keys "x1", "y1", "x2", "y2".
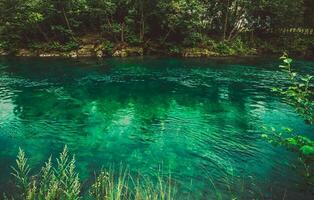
[{"x1": 272, "y1": 53, "x2": 314, "y2": 124}]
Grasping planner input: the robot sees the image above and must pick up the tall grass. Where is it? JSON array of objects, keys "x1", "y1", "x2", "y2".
[
  {"x1": 5, "y1": 146, "x2": 289, "y2": 199},
  {"x1": 5, "y1": 146, "x2": 176, "y2": 200}
]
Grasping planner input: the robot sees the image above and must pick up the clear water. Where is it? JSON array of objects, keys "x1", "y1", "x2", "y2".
[{"x1": 0, "y1": 57, "x2": 313, "y2": 199}]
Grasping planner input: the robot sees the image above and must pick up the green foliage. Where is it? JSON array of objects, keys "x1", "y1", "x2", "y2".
[
  {"x1": 7, "y1": 146, "x2": 177, "y2": 200},
  {"x1": 262, "y1": 127, "x2": 314, "y2": 157},
  {"x1": 214, "y1": 38, "x2": 251, "y2": 56},
  {"x1": 10, "y1": 146, "x2": 80, "y2": 200},
  {"x1": 11, "y1": 148, "x2": 31, "y2": 196},
  {"x1": 254, "y1": 35, "x2": 314, "y2": 56},
  {"x1": 89, "y1": 169, "x2": 175, "y2": 200},
  {"x1": 167, "y1": 44, "x2": 183, "y2": 56},
  {"x1": 300, "y1": 145, "x2": 314, "y2": 156},
  {"x1": 0, "y1": 0, "x2": 312, "y2": 55},
  {"x1": 29, "y1": 41, "x2": 79, "y2": 52},
  {"x1": 263, "y1": 54, "x2": 314, "y2": 158},
  {"x1": 261, "y1": 54, "x2": 314, "y2": 185},
  {"x1": 0, "y1": 41, "x2": 8, "y2": 50},
  {"x1": 63, "y1": 41, "x2": 80, "y2": 52},
  {"x1": 215, "y1": 42, "x2": 237, "y2": 56},
  {"x1": 38, "y1": 157, "x2": 59, "y2": 200},
  {"x1": 55, "y1": 146, "x2": 80, "y2": 200},
  {"x1": 261, "y1": 126, "x2": 314, "y2": 185},
  {"x1": 97, "y1": 40, "x2": 115, "y2": 55},
  {"x1": 272, "y1": 53, "x2": 314, "y2": 124},
  {"x1": 182, "y1": 33, "x2": 219, "y2": 49}
]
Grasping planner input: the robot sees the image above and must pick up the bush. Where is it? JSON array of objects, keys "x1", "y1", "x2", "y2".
[
  {"x1": 100, "y1": 40, "x2": 115, "y2": 55},
  {"x1": 214, "y1": 38, "x2": 251, "y2": 56},
  {"x1": 262, "y1": 54, "x2": 314, "y2": 184},
  {"x1": 167, "y1": 44, "x2": 182, "y2": 56},
  {"x1": 28, "y1": 40, "x2": 80, "y2": 52},
  {"x1": 63, "y1": 40, "x2": 80, "y2": 52},
  {"x1": 272, "y1": 54, "x2": 314, "y2": 124},
  {"x1": 182, "y1": 33, "x2": 218, "y2": 49},
  {"x1": 254, "y1": 34, "x2": 314, "y2": 56},
  {"x1": 0, "y1": 41, "x2": 8, "y2": 50}
]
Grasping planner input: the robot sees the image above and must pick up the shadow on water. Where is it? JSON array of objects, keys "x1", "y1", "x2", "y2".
[{"x1": 0, "y1": 56, "x2": 314, "y2": 199}]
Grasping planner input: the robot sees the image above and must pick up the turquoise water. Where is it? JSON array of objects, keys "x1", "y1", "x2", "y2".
[{"x1": 0, "y1": 57, "x2": 313, "y2": 199}]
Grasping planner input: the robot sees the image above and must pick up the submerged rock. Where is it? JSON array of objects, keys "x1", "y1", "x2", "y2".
[
  {"x1": 32, "y1": 44, "x2": 106, "y2": 58},
  {"x1": 0, "y1": 49, "x2": 9, "y2": 56},
  {"x1": 39, "y1": 53, "x2": 62, "y2": 57},
  {"x1": 77, "y1": 44, "x2": 95, "y2": 57},
  {"x1": 16, "y1": 49, "x2": 35, "y2": 57},
  {"x1": 182, "y1": 48, "x2": 219, "y2": 57},
  {"x1": 112, "y1": 47, "x2": 143, "y2": 57},
  {"x1": 96, "y1": 50, "x2": 103, "y2": 58},
  {"x1": 125, "y1": 47, "x2": 143, "y2": 56},
  {"x1": 94, "y1": 44, "x2": 105, "y2": 57},
  {"x1": 68, "y1": 51, "x2": 78, "y2": 58},
  {"x1": 112, "y1": 49, "x2": 128, "y2": 57},
  {"x1": 10, "y1": 39, "x2": 142, "y2": 58}
]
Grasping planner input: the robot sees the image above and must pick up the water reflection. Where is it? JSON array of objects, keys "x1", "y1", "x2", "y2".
[{"x1": 0, "y1": 57, "x2": 313, "y2": 199}]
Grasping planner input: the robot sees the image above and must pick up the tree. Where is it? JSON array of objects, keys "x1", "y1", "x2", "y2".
[{"x1": 0, "y1": 0, "x2": 311, "y2": 50}]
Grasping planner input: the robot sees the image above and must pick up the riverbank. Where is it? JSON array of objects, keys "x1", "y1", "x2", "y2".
[{"x1": 1, "y1": 34, "x2": 313, "y2": 59}]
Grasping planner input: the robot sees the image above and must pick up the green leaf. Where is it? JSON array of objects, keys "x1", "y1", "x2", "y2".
[
  {"x1": 284, "y1": 127, "x2": 293, "y2": 133},
  {"x1": 282, "y1": 69, "x2": 290, "y2": 73},
  {"x1": 280, "y1": 54, "x2": 287, "y2": 59},
  {"x1": 283, "y1": 58, "x2": 292, "y2": 64},
  {"x1": 298, "y1": 136, "x2": 312, "y2": 145},
  {"x1": 298, "y1": 83, "x2": 305, "y2": 87},
  {"x1": 300, "y1": 145, "x2": 314, "y2": 156},
  {"x1": 286, "y1": 138, "x2": 298, "y2": 147},
  {"x1": 279, "y1": 65, "x2": 288, "y2": 69},
  {"x1": 301, "y1": 77, "x2": 309, "y2": 82}
]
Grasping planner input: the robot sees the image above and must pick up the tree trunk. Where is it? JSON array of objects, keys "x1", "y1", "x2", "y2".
[
  {"x1": 37, "y1": 24, "x2": 50, "y2": 42},
  {"x1": 250, "y1": 30, "x2": 254, "y2": 43},
  {"x1": 227, "y1": 28, "x2": 235, "y2": 41},
  {"x1": 62, "y1": 7, "x2": 76, "y2": 41},
  {"x1": 121, "y1": 22, "x2": 125, "y2": 43},
  {"x1": 106, "y1": 16, "x2": 118, "y2": 42},
  {"x1": 162, "y1": 29, "x2": 171, "y2": 44},
  {"x1": 222, "y1": 0, "x2": 230, "y2": 41},
  {"x1": 62, "y1": 7, "x2": 71, "y2": 31},
  {"x1": 139, "y1": 2, "x2": 145, "y2": 42}
]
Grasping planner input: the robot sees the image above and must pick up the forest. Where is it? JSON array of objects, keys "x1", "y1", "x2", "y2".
[{"x1": 0, "y1": 0, "x2": 314, "y2": 57}]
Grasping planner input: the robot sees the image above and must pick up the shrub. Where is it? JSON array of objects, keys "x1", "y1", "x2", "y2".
[
  {"x1": 254, "y1": 34, "x2": 314, "y2": 56},
  {"x1": 272, "y1": 53, "x2": 314, "y2": 124},
  {"x1": 262, "y1": 54, "x2": 314, "y2": 184},
  {"x1": 28, "y1": 40, "x2": 80, "y2": 52},
  {"x1": 100, "y1": 40, "x2": 115, "y2": 55},
  {"x1": 0, "y1": 41, "x2": 9, "y2": 50},
  {"x1": 212, "y1": 38, "x2": 251, "y2": 56},
  {"x1": 167, "y1": 44, "x2": 182, "y2": 56}
]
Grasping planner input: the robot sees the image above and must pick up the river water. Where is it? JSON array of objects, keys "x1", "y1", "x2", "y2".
[{"x1": 0, "y1": 57, "x2": 313, "y2": 199}]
